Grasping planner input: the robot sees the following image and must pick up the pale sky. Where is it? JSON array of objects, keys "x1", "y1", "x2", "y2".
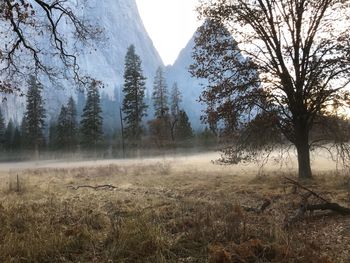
[{"x1": 135, "y1": 0, "x2": 201, "y2": 66}]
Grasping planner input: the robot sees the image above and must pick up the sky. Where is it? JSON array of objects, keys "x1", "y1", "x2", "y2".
[{"x1": 135, "y1": 0, "x2": 201, "y2": 66}]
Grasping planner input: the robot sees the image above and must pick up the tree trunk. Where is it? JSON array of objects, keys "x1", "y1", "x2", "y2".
[
  {"x1": 296, "y1": 143, "x2": 312, "y2": 179},
  {"x1": 295, "y1": 128, "x2": 312, "y2": 179},
  {"x1": 119, "y1": 107, "x2": 125, "y2": 158},
  {"x1": 170, "y1": 118, "x2": 177, "y2": 142}
]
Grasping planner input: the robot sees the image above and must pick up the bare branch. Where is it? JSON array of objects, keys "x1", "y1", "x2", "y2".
[
  {"x1": 0, "y1": 0, "x2": 101, "y2": 92},
  {"x1": 191, "y1": 0, "x2": 350, "y2": 178}
]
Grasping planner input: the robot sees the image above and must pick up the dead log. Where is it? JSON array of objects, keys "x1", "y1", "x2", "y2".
[
  {"x1": 306, "y1": 203, "x2": 350, "y2": 215},
  {"x1": 283, "y1": 177, "x2": 350, "y2": 228},
  {"x1": 67, "y1": 184, "x2": 118, "y2": 190}
]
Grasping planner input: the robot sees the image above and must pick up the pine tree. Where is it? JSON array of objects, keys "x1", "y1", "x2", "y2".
[
  {"x1": 76, "y1": 90, "x2": 86, "y2": 123},
  {"x1": 80, "y1": 80, "x2": 103, "y2": 149},
  {"x1": 66, "y1": 96, "x2": 78, "y2": 150},
  {"x1": 56, "y1": 105, "x2": 68, "y2": 148},
  {"x1": 122, "y1": 45, "x2": 148, "y2": 144},
  {"x1": 48, "y1": 121, "x2": 57, "y2": 150},
  {"x1": 0, "y1": 110, "x2": 6, "y2": 150},
  {"x1": 55, "y1": 97, "x2": 78, "y2": 151},
  {"x1": 20, "y1": 116, "x2": 29, "y2": 148},
  {"x1": 23, "y1": 75, "x2": 46, "y2": 153},
  {"x1": 152, "y1": 67, "x2": 169, "y2": 119},
  {"x1": 170, "y1": 82, "x2": 182, "y2": 141},
  {"x1": 12, "y1": 127, "x2": 21, "y2": 151},
  {"x1": 150, "y1": 67, "x2": 171, "y2": 146},
  {"x1": 4, "y1": 120, "x2": 14, "y2": 151},
  {"x1": 175, "y1": 110, "x2": 193, "y2": 141},
  {"x1": 170, "y1": 82, "x2": 182, "y2": 118}
]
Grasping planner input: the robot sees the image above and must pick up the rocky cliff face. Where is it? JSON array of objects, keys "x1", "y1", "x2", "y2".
[
  {"x1": 166, "y1": 23, "x2": 255, "y2": 130},
  {"x1": 1, "y1": 0, "x2": 164, "y2": 125},
  {"x1": 166, "y1": 33, "x2": 205, "y2": 129},
  {"x1": 76, "y1": 0, "x2": 163, "y2": 95}
]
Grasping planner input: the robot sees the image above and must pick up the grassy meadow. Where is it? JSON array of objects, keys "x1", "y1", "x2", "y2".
[{"x1": 0, "y1": 152, "x2": 349, "y2": 262}]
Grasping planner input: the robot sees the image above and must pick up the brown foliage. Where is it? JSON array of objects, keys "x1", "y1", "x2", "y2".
[{"x1": 191, "y1": 0, "x2": 350, "y2": 179}]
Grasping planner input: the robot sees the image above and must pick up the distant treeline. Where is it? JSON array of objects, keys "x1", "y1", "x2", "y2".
[{"x1": 0, "y1": 45, "x2": 217, "y2": 160}]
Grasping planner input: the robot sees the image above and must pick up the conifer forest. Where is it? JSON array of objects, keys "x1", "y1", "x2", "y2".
[{"x1": 0, "y1": 1, "x2": 349, "y2": 262}]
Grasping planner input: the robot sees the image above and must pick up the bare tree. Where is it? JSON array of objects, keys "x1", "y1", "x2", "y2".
[
  {"x1": 191, "y1": 0, "x2": 350, "y2": 179},
  {"x1": 0, "y1": 0, "x2": 100, "y2": 93}
]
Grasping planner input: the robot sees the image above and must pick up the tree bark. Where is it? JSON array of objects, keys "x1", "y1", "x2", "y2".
[
  {"x1": 295, "y1": 133, "x2": 312, "y2": 180},
  {"x1": 293, "y1": 115, "x2": 313, "y2": 179}
]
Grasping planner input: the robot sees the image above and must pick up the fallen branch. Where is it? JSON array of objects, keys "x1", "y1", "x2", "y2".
[
  {"x1": 283, "y1": 177, "x2": 350, "y2": 228},
  {"x1": 283, "y1": 177, "x2": 328, "y2": 202},
  {"x1": 67, "y1": 184, "x2": 118, "y2": 191},
  {"x1": 306, "y1": 203, "x2": 350, "y2": 215}
]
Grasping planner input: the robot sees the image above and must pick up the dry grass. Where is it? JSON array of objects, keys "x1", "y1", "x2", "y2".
[{"x1": 0, "y1": 155, "x2": 349, "y2": 262}]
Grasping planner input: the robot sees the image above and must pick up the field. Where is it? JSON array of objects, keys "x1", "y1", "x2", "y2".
[{"x1": 0, "y1": 152, "x2": 349, "y2": 262}]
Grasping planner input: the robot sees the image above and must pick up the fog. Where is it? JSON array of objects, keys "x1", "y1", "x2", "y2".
[{"x1": 0, "y1": 149, "x2": 339, "y2": 174}]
